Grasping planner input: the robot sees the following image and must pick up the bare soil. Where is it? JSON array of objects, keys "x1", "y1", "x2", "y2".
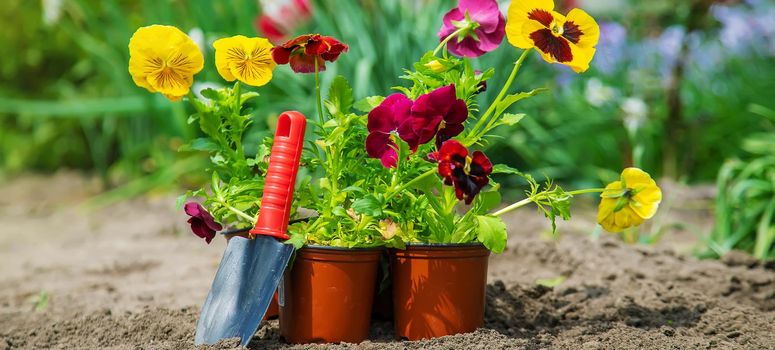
[{"x1": 1, "y1": 172, "x2": 773, "y2": 349}]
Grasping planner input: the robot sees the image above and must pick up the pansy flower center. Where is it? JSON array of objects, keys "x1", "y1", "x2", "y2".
[
  {"x1": 463, "y1": 155, "x2": 473, "y2": 174},
  {"x1": 550, "y1": 21, "x2": 564, "y2": 36}
]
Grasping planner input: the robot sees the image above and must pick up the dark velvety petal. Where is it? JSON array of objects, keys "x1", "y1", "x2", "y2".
[
  {"x1": 365, "y1": 132, "x2": 391, "y2": 158},
  {"x1": 563, "y1": 20, "x2": 583, "y2": 44},
  {"x1": 438, "y1": 140, "x2": 468, "y2": 160},
  {"x1": 530, "y1": 28, "x2": 573, "y2": 62},
  {"x1": 528, "y1": 9, "x2": 554, "y2": 27},
  {"x1": 380, "y1": 147, "x2": 398, "y2": 168},
  {"x1": 289, "y1": 53, "x2": 325, "y2": 73},
  {"x1": 304, "y1": 34, "x2": 325, "y2": 55},
  {"x1": 444, "y1": 98, "x2": 469, "y2": 125},
  {"x1": 184, "y1": 202, "x2": 202, "y2": 217},
  {"x1": 367, "y1": 97, "x2": 400, "y2": 133},
  {"x1": 320, "y1": 36, "x2": 348, "y2": 62},
  {"x1": 201, "y1": 211, "x2": 223, "y2": 232},
  {"x1": 427, "y1": 85, "x2": 457, "y2": 114},
  {"x1": 435, "y1": 123, "x2": 465, "y2": 148},
  {"x1": 470, "y1": 150, "x2": 493, "y2": 176},
  {"x1": 396, "y1": 119, "x2": 421, "y2": 151},
  {"x1": 188, "y1": 218, "x2": 215, "y2": 244}
]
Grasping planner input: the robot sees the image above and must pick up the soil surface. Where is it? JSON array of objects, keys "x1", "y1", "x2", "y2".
[{"x1": 1, "y1": 172, "x2": 773, "y2": 349}]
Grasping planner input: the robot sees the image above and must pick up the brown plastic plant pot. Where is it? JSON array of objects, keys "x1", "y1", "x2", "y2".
[
  {"x1": 279, "y1": 245, "x2": 382, "y2": 344},
  {"x1": 391, "y1": 243, "x2": 490, "y2": 340}
]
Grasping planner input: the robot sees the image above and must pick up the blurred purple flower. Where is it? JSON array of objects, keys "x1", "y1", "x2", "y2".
[
  {"x1": 184, "y1": 202, "x2": 222, "y2": 244},
  {"x1": 593, "y1": 22, "x2": 628, "y2": 75},
  {"x1": 438, "y1": 0, "x2": 506, "y2": 58}
]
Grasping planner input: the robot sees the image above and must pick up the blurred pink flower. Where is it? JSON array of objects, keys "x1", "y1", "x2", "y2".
[
  {"x1": 255, "y1": 0, "x2": 311, "y2": 44},
  {"x1": 438, "y1": 0, "x2": 506, "y2": 57}
]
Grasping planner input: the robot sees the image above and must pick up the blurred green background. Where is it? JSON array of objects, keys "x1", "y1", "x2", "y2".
[{"x1": 1, "y1": 0, "x2": 773, "y2": 257}]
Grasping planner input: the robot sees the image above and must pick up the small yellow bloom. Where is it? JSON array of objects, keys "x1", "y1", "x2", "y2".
[
  {"x1": 424, "y1": 60, "x2": 447, "y2": 73},
  {"x1": 128, "y1": 25, "x2": 204, "y2": 101},
  {"x1": 597, "y1": 168, "x2": 662, "y2": 233},
  {"x1": 213, "y1": 35, "x2": 276, "y2": 87},
  {"x1": 506, "y1": 0, "x2": 599, "y2": 73}
]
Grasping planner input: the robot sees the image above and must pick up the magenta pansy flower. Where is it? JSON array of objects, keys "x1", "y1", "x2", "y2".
[
  {"x1": 411, "y1": 84, "x2": 468, "y2": 148},
  {"x1": 365, "y1": 94, "x2": 420, "y2": 168},
  {"x1": 438, "y1": 0, "x2": 506, "y2": 58},
  {"x1": 184, "y1": 202, "x2": 222, "y2": 244}
]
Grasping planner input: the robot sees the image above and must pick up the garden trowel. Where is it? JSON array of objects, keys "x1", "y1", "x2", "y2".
[{"x1": 195, "y1": 111, "x2": 307, "y2": 346}]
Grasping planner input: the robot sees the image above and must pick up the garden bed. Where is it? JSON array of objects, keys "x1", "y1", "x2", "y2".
[{"x1": 1, "y1": 173, "x2": 773, "y2": 349}]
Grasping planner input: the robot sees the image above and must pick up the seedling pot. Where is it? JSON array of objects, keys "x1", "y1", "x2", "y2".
[
  {"x1": 391, "y1": 243, "x2": 490, "y2": 340},
  {"x1": 279, "y1": 245, "x2": 381, "y2": 344}
]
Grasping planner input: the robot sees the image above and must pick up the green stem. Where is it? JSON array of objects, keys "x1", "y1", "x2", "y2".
[
  {"x1": 314, "y1": 59, "x2": 324, "y2": 124},
  {"x1": 467, "y1": 48, "x2": 531, "y2": 144},
  {"x1": 226, "y1": 204, "x2": 255, "y2": 222},
  {"x1": 492, "y1": 187, "x2": 606, "y2": 217},
  {"x1": 385, "y1": 168, "x2": 436, "y2": 201},
  {"x1": 433, "y1": 27, "x2": 467, "y2": 56}
]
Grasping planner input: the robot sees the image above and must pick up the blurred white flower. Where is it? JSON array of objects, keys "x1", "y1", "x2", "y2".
[
  {"x1": 621, "y1": 97, "x2": 648, "y2": 135},
  {"x1": 42, "y1": 0, "x2": 63, "y2": 26},
  {"x1": 188, "y1": 28, "x2": 206, "y2": 55},
  {"x1": 584, "y1": 78, "x2": 616, "y2": 107}
]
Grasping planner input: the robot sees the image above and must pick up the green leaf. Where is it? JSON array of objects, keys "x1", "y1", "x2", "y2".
[
  {"x1": 500, "y1": 113, "x2": 525, "y2": 126},
  {"x1": 34, "y1": 290, "x2": 49, "y2": 312},
  {"x1": 535, "y1": 276, "x2": 566, "y2": 287},
  {"x1": 476, "y1": 215, "x2": 507, "y2": 253},
  {"x1": 494, "y1": 88, "x2": 547, "y2": 117},
  {"x1": 352, "y1": 194, "x2": 383, "y2": 216},
  {"x1": 326, "y1": 75, "x2": 353, "y2": 116},
  {"x1": 492, "y1": 164, "x2": 522, "y2": 175},
  {"x1": 353, "y1": 96, "x2": 386, "y2": 112},
  {"x1": 200, "y1": 88, "x2": 219, "y2": 100},
  {"x1": 179, "y1": 138, "x2": 219, "y2": 152},
  {"x1": 474, "y1": 190, "x2": 501, "y2": 214}
]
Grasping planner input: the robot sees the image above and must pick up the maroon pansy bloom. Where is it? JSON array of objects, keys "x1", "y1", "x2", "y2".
[
  {"x1": 365, "y1": 93, "x2": 420, "y2": 168},
  {"x1": 411, "y1": 84, "x2": 468, "y2": 148},
  {"x1": 184, "y1": 202, "x2": 223, "y2": 244},
  {"x1": 429, "y1": 140, "x2": 493, "y2": 204},
  {"x1": 271, "y1": 34, "x2": 348, "y2": 73}
]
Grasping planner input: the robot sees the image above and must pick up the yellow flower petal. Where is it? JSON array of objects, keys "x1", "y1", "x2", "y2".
[
  {"x1": 213, "y1": 35, "x2": 276, "y2": 87},
  {"x1": 128, "y1": 25, "x2": 203, "y2": 101},
  {"x1": 564, "y1": 8, "x2": 599, "y2": 49},
  {"x1": 622, "y1": 167, "x2": 662, "y2": 219},
  {"x1": 567, "y1": 44, "x2": 596, "y2": 73},
  {"x1": 506, "y1": 0, "x2": 555, "y2": 49}
]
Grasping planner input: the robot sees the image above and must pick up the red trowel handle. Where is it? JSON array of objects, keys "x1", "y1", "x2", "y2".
[{"x1": 249, "y1": 111, "x2": 307, "y2": 241}]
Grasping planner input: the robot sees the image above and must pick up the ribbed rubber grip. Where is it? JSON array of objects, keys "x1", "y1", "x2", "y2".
[{"x1": 250, "y1": 111, "x2": 307, "y2": 241}]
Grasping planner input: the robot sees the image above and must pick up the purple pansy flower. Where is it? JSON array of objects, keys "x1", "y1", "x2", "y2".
[
  {"x1": 411, "y1": 84, "x2": 468, "y2": 148},
  {"x1": 365, "y1": 93, "x2": 420, "y2": 168},
  {"x1": 184, "y1": 202, "x2": 222, "y2": 244},
  {"x1": 438, "y1": 0, "x2": 506, "y2": 58}
]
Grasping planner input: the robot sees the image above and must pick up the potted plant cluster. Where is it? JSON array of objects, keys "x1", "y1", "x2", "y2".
[{"x1": 128, "y1": 0, "x2": 663, "y2": 344}]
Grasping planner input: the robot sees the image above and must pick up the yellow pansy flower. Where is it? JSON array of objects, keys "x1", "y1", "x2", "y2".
[
  {"x1": 506, "y1": 0, "x2": 599, "y2": 73},
  {"x1": 213, "y1": 35, "x2": 276, "y2": 87},
  {"x1": 597, "y1": 168, "x2": 662, "y2": 233},
  {"x1": 128, "y1": 25, "x2": 204, "y2": 101}
]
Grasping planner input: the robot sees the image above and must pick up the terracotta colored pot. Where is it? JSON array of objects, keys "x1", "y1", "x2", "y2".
[
  {"x1": 280, "y1": 246, "x2": 381, "y2": 344},
  {"x1": 391, "y1": 243, "x2": 490, "y2": 340},
  {"x1": 264, "y1": 291, "x2": 280, "y2": 320}
]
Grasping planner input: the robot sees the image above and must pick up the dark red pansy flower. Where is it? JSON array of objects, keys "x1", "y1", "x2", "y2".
[
  {"x1": 271, "y1": 34, "x2": 348, "y2": 73},
  {"x1": 365, "y1": 93, "x2": 420, "y2": 168},
  {"x1": 184, "y1": 202, "x2": 223, "y2": 244},
  {"x1": 429, "y1": 140, "x2": 493, "y2": 204},
  {"x1": 410, "y1": 84, "x2": 468, "y2": 148}
]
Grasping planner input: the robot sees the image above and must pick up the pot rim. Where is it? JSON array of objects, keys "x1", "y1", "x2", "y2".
[
  {"x1": 402, "y1": 242, "x2": 485, "y2": 248},
  {"x1": 301, "y1": 244, "x2": 385, "y2": 251}
]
